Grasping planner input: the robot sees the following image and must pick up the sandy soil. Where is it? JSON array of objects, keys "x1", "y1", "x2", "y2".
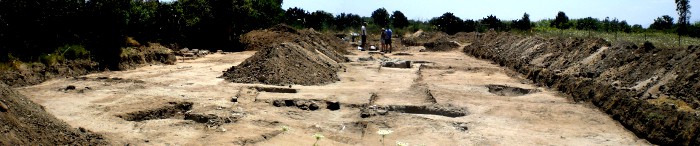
[{"x1": 16, "y1": 48, "x2": 651, "y2": 145}]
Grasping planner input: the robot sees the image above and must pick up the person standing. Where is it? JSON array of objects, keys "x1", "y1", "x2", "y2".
[
  {"x1": 385, "y1": 28, "x2": 393, "y2": 53},
  {"x1": 361, "y1": 22, "x2": 367, "y2": 51},
  {"x1": 380, "y1": 28, "x2": 386, "y2": 52}
]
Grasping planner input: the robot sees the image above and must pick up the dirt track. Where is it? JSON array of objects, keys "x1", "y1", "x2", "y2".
[{"x1": 16, "y1": 47, "x2": 650, "y2": 145}]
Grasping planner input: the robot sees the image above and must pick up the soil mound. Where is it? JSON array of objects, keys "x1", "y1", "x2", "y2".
[
  {"x1": 0, "y1": 83, "x2": 106, "y2": 145},
  {"x1": 222, "y1": 42, "x2": 343, "y2": 85},
  {"x1": 401, "y1": 30, "x2": 449, "y2": 46},
  {"x1": 1, "y1": 43, "x2": 176, "y2": 87},
  {"x1": 463, "y1": 31, "x2": 700, "y2": 145},
  {"x1": 402, "y1": 30, "x2": 464, "y2": 51},
  {"x1": 240, "y1": 24, "x2": 349, "y2": 57}
]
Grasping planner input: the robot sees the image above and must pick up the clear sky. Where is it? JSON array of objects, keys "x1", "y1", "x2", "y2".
[{"x1": 281, "y1": 0, "x2": 700, "y2": 27}]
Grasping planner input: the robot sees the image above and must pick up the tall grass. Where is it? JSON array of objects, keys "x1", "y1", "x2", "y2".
[{"x1": 533, "y1": 27, "x2": 700, "y2": 48}]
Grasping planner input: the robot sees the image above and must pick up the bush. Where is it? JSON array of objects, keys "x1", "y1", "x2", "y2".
[
  {"x1": 59, "y1": 45, "x2": 90, "y2": 60},
  {"x1": 0, "y1": 62, "x2": 11, "y2": 71},
  {"x1": 39, "y1": 53, "x2": 62, "y2": 66}
]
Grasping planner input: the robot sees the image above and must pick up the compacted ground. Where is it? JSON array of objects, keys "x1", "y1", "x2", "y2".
[{"x1": 17, "y1": 47, "x2": 650, "y2": 145}]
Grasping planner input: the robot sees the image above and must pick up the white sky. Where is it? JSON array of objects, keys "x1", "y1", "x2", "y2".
[{"x1": 281, "y1": 0, "x2": 700, "y2": 27}]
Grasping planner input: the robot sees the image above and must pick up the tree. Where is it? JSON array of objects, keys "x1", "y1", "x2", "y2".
[
  {"x1": 576, "y1": 17, "x2": 600, "y2": 31},
  {"x1": 429, "y1": 12, "x2": 464, "y2": 35},
  {"x1": 618, "y1": 20, "x2": 632, "y2": 33},
  {"x1": 0, "y1": 0, "x2": 86, "y2": 62},
  {"x1": 514, "y1": 13, "x2": 532, "y2": 31},
  {"x1": 307, "y1": 10, "x2": 333, "y2": 30},
  {"x1": 551, "y1": 11, "x2": 571, "y2": 29},
  {"x1": 334, "y1": 13, "x2": 362, "y2": 30},
  {"x1": 676, "y1": 0, "x2": 691, "y2": 36},
  {"x1": 631, "y1": 24, "x2": 645, "y2": 33},
  {"x1": 371, "y1": 8, "x2": 390, "y2": 27},
  {"x1": 480, "y1": 15, "x2": 503, "y2": 31},
  {"x1": 284, "y1": 7, "x2": 308, "y2": 28},
  {"x1": 649, "y1": 15, "x2": 674, "y2": 31},
  {"x1": 464, "y1": 19, "x2": 478, "y2": 32},
  {"x1": 391, "y1": 11, "x2": 409, "y2": 28}
]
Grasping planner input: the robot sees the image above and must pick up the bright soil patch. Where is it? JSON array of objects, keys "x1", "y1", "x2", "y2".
[{"x1": 16, "y1": 48, "x2": 650, "y2": 145}]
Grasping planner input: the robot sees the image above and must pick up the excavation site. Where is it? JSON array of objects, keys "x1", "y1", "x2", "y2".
[{"x1": 2, "y1": 1, "x2": 699, "y2": 145}]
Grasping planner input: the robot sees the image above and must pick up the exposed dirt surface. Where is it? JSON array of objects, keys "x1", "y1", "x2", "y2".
[
  {"x1": 224, "y1": 25, "x2": 351, "y2": 86},
  {"x1": 1, "y1": 44, "x2": 176, "y2": 88},
  {"x1": 222, "y1": 42, "x2": 345, "y2": 85},
  {"x1": 463, "y1": 31, "x2": 700, "y2": 145},
  {"x1": 241, "y1": 24, "x2": 350, "y2": 57},
  {"x1": 0, "y1": 83, "x2": 107, "y2": 145},
  {"x1": 402, "y1": 30, "x2": 463, "y2": 52},
  {"x1": 16, "y1": 46, "x2": 649, "y2": 145},
  {"x1": 0, "y1": 60, "x2": 98, "y2": 87}
]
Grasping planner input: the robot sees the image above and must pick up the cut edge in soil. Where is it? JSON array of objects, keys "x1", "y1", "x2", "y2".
[{"x1": 485, "y1": 84, "x2": 539, "y2": 96}]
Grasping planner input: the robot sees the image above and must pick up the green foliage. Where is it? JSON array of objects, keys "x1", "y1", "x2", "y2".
[
  {"x1": 534, "y1": 26, "x2": 700, "y2": 48},
  {"x1": 649, "y1": 15, "x2": 674, "y2": 31},
  {"x1": 307, "y1": 10, "x2": 334, "y2": 30},
  {"x1": 512, "y1": 13, "x2": 532, "y2": 31},
  {"x1": 59, "y1": 45, "x2": 90, "y2": 60},
  {"x1": 334, "y1": 13, "x2": 363, "y2": 31},
  {"x1": 39, "y1": 53, "x2": 63, "y2": 66},
  {"x1": 371, "y1": 8, "x2": 390, "y2": 27},
  {"x1": 576, "y1": 17, "x2": 600, "y2": 31},
  {"x1": 285, "y1": 7, "x2": 308, "y2": 28},
  {"x1": 429, "y1": 12, "x2": 464, "y2": 35},
  {"x1": 676, "y1": 0, "x2": 691, "y2": 36},
  {"x1": 406, "y1": 20, "x2": 435, "y2": 32},
  {"x1": 632, "y1": 24, "x2": 645, "y2": 33},
  {"x1": 481, "y1": 15, "x2": 504, "y2": 31},
  {"x1": 551, "y1": 11, "x2": 571, "y2": 29},
  {"x1": 464, "y1": 19, "x2": 478, "y2": 32},
  {"x1": 391, "y1": 11, "x2": 409, "y2": 28},
  {"x1": 0, "y1": 63, "x2": 11, "y2": 71}
]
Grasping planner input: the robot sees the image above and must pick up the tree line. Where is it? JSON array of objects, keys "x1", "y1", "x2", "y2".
[
  {"x1": 1, "y1": 0, "x2": 283, "y2": 70},
  {"x1": 283, "y1": 7, "x2": 411, "y2": 31},
  {"x1": 0, "y1": 0, "x2": 695, "y2": 69}
]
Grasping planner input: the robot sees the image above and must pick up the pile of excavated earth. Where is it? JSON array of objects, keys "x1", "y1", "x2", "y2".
[
  {"x1": 401, "y1": 30, "x2": 462, "y2": 52},
  {"x1": 222, "y1": 24, "x2": 350, "y2": 85},
  {"x1": 463, "y1": 31, "x2": 700, "y2": 145},
  {"x1": 0, "y1": 83, "x2": 106, "y2": 145}
]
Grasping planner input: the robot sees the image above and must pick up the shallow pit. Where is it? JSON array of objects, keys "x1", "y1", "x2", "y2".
[
  {"x1": 254, "y1": 86, "x2": 298, "y2": 93},
  {"x1": 485, "y1": 84, "x2": 538, "y2": 96},
  {"x1": 117, "y1": 102, "x2": 193, "y2": 121},
  {"x1": 361, "y1": 104, "x2": 468, "y2": 118}
]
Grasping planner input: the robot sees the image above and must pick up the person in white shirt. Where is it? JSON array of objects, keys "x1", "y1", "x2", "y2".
[{"x1": 361, "y1": 22, "x2": 367, "y2": 51}]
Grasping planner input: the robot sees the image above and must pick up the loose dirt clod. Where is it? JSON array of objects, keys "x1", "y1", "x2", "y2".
[
  {"x1": 326, "y1": 101, "x2": 341, "y2": 111},
  {"x1": 0, "y1": 102, "x2": 8, "y2": 112}
]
